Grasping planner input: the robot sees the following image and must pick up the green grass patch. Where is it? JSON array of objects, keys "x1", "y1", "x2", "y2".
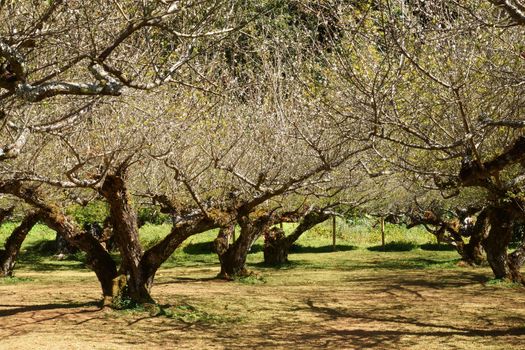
[
  {"x1": 234, "y1": 273, "x2": 267, "y2": 284},
  {"x1": 0, "y1": 276, "x2": 34, "y2": 284},
  {"x1": 0, "y1": 219, "x2": 455, "y2": 274},
  {"x1": 485, "y1": 278, "x2": 524, "y2": 288},
  {"x1": 420, "y1": 243, "x2": 457, "y2": 251},
  {"x1": 114, "y1": 301, "x2": 239, "y2": 325},
  {"x1": 0, "y1": 223, "x2": 56, "y2": 247}
]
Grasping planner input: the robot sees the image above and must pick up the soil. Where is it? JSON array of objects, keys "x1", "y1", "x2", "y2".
[{"x1": 1, "y1": 265, "x2": 525, "y2": 349}]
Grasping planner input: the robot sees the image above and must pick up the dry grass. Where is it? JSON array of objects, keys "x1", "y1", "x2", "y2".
[{"x1": 1, "y1": 249, "x2": 525, "y2": 349}]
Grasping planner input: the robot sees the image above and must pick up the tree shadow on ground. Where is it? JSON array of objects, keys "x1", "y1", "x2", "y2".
[
  {"x1": 251, "y1": 260, "x2": 303, "y2": 270},
  {"x1": 155, "y1": 276, "x2": 220, "y2": 285},
  {"x1": 247, "y1": 299, "x2": 525, "y2": 349},
  {"x1": 0, "y1": 300, "x2": 101, "y2": 317},
  {"x1": 182, "y1": 241, "x2": 264, "y2": 255},
  {"x1": 303, "y1": 298, "x2": 525, "y2": 335},
  {"x1": 347, "y1": 270, "x2": 490, "y2": 289},
  {"x1": 182, "y1": 241, "x2": 215, "y2": 255},
  {"x1": 214, "y1": 297, "x2": 525, "y2": 350},
  {"x1": 290, "y1": 244, "x2": 357, "y2": 253},
  {"x1": 13, "y1": 240, "x2": 89, "y2": 272},
  {"x1": 419, "y1": 243, "x2": 456, "y2": 251},
  {"x1": 367, "y1": 257, "x2": 461, "y2": 270},
  {"x1": 368, "y1": 241, "x2": 418, "y2": 252}
]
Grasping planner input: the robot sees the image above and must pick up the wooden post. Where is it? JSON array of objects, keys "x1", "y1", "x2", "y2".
[
  {"x1": 381, "y1": 217, "x2": 385, "y2": 247},
  {"x1": 332, "y1": 216, "x2": 336, "y2": 251},
  {"x1": 232, "y1": 229, "x2": 236, "y2": 243},
  {"x1": 279, "y1": 222, "x2": 283, "y2": 230}
]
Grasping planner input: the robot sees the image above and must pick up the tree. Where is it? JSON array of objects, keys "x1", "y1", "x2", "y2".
[
  {"x1": 323, "y1": 0, "x2": 525, "y2": 281},
  {"x1": 0, "y1": 0, "x2": 250, "y2": 305}
]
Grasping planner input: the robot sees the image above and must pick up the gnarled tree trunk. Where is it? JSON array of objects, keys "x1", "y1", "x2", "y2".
[
  {"x1": 139, "y1": 214, "x2": 217, "y2": 289},
  {"x1": 0, "y1": 181, "x2": 118, "y2": 301},
  {"x1": 0, "y1": 211, "x2": 40, "y2": 277},
  {"x1": 100, "y1": 173, "x2": 153, "y2": 305},
  {"x1": 263, "y1": 227, "x2": 288, "y2": 265},
  {"x1": 509, "y1": 244, "x2": 525, "y2": 283},
  {"x1": 263, "y1": 211, "x2": 330, "y2": 266},
  {"x1": 461, "y1": 208, "x2": 489, "y2": 266},
  {"x1": 483, "y1": 207, "x2": 516, "y2": 281},
  {"x1": 214, "y1": 225, "x2": 234, "y2": 259},
  {"x1": 218, "y1": 215, "x2": 268, "y2": 279}
]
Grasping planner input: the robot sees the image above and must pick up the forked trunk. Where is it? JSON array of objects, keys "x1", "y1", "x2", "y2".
[
  {"x1": 0, "y1": 212, "x2": 40, "y2": 277},
  {"x1": 218, "y1": 234, "x2": 254, "y2": 278},
  {"x1": 263, "y1": 211, "x2": 330, "y2": 266},
  {"x1": 218, "y1": 216, "x2": 265, "y2": 279}
]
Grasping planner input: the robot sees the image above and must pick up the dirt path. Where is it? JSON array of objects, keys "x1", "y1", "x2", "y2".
[{"x1": 1, "y1": 266, "x2": 524, "y2": 349}]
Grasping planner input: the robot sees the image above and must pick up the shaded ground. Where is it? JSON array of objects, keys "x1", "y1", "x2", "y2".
[{"x1": 1, "y1": 250, "x2": 525, "y2": 349}]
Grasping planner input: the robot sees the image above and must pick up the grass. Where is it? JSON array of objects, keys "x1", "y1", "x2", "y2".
[
  {"x1": 1, "y1": 247, "x2": 523, "y2": 349},
  {"x1": 0, "y1": 218, "x2": 445, "y2": 273},
  {"x1": 1, "y1": 219, "x2": 525, "y2": 349},
  {"x1": 0, "y1": 276, "x2": 34, "y2": 284},
  {"x1": 159, "y1": 303, "x2": 240, "y2": 324},
  {"x1": 485, "y1": 278, "x2": 524, "y2": 288}
]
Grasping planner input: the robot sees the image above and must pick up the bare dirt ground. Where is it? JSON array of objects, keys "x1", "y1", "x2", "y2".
[{"x1": 1, "y1": 259, "x2": 525, "y2": 349}]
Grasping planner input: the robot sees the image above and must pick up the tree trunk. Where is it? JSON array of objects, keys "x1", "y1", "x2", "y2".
[
  {"x1": 263, "y1": 211, "x2": 330, "y2": 266},
  {"x1": 55, "y1": 232, "x2": 78, "y2": 257},
  {"x1": 218, "y1": 215, "x2": 265, "y2": 279},
  {"x1": 100, "y1": 173, "x2": 153, "y2": 305},
  {"x1": 263, "y1": 227, "x2": 288, "y2": 265},
  {"x1": 509, "y1": 244, "x2": 525, "y2": 283},
  {"x1": 0, "y1": 211, "x2": 40, "y2": 277},
  {"x1": 483, "y1": 208, "x2": 515, "y2": 280},
  {"x1": 0, "y1": 181, "x2": 118, "y2": 302},
  {"x1": 461, "y1": 209, "x2": 489, "y2": 266},
  {"x1": 214, "y1": 225, "x2": 234, "y2": 257},
  {"x1": 139, "y1": 215, "x2": 216, "y2": 289},
  {"x1": 0, "y1": 206, "x2": 14, "y2": 223}
]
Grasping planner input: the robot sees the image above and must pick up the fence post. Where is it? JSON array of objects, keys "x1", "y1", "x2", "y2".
[
  {"x1": 381, "y1": 217, "x2": 385, "y2": 247},
  {"x1": 332, "y1": 216, "x2": 337, "y2": 251}
]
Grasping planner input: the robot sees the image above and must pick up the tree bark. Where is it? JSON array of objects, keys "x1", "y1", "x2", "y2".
[
  {"x1": 483, "y1": 207, "x2": 515, "y2": 280},
  {"x1": 263, "y1": 211, "x2": 330, "y2": 266},
  {"x1": 100, "y1": 173, "x2": 152, "y2": 304},
  {"x1": 0, "y1": 181, "x2": 118, "y2": 301},
  {"x1": 214, "y1": 225, "x2": 234, "y2": 257},
  {"x1": 139, "y1": 215, "x2": 217, "y2": 286},
  {"x1": 263, "y1": 227, "x2": 288, "y2": 265},
  {"x1": 0, "y1": 211, "x2": 40, "y2": 277},
  {"x1": 509, "y1": 244, "x2": 525, "y2": 283},
  {"x1": 218, "y1": 215, "x2": 268, "y2": 278},
  {"x1": 0, "y1": 206, "x2": 14, "y2": 223},
  {"x1": 461, "y1": 208, "x2": 489, "y2": 266}
]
